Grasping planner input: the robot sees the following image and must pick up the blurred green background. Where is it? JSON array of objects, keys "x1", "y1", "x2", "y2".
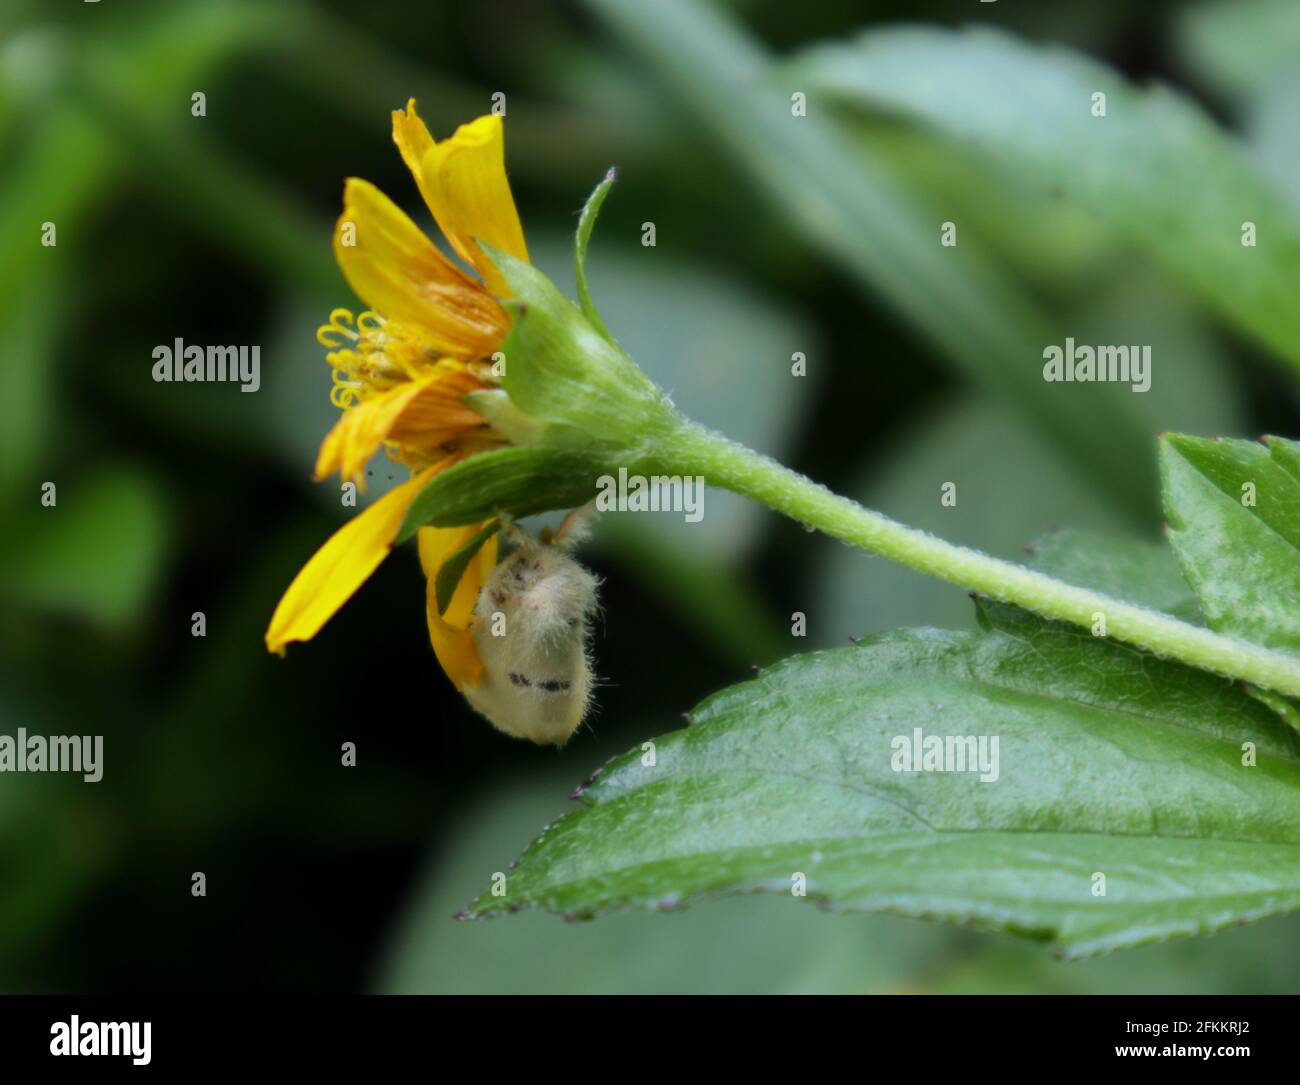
[{"x1": 2, "y1": 0, "x2": 1299, "y2": 993}]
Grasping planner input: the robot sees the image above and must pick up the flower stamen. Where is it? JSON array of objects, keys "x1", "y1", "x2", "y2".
[{"x1": 316, "y1": 308, "x2": 361, "y2": 347}]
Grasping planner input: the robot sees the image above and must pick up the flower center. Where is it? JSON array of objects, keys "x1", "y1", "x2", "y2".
[{"x1": 315, "y1": 308, "x2": 440, "y2": 409}]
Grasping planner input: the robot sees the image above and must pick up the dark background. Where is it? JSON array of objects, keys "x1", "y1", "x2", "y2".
[{"x1": 2, "y1": 0, "x2": 1298, "y2": 993}]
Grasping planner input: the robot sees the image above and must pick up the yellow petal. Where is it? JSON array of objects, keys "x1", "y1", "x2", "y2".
[
  {"x1": 334, "y1": 177, "x2": 507, "y2": 359},
  {"x1": 265, "y1": 464, "x2": 443, "y2": 656},
  {"x1": 314, "y1": 365, "x2": 488, "y2": 485},
  {"x1": 419, "y1": 521, "x2": 499, "y2": 690},
  {"x1": 392, "y1": 98, "x2": 438, "y2": 220},
  {"x1": 386, "y1": 365, "x2": 490, "y2": 445},
  {"x1": 414, "y1": 111, "x2": 529, "y2": 297}
]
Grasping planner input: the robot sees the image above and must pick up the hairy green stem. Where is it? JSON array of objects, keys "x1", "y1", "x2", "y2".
[{"x1": 672, "y1": 421, "x2": 1300, "y2": 699}]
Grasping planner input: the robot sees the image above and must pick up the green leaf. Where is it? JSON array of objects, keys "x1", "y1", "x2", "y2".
[
  {"x1": 1160, "y1": 434, "x2": 1300, "y2": 659},
  {"x1": 580, "y1": 0, "x2": 1154, "y2": 520},
  {"x1": 434, "y1": 521, "x2": 500, "y2": 617},
  {"x1": 1021, "y1": 526, "x2": 1300, "y2": 732},
  {"x1": 790, "y1": 25, "x2": 1300, "y2": 383},
  {"x1": 397, "y1": 446, "x2": 616, "y2": 541},
  {"x1": 464, "y1": 604, "x2": 1300, "y2": 958}
]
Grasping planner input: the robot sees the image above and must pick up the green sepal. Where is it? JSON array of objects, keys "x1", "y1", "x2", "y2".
[
  {"x1": 478, "y1": 240, "x2": 674, "y2": 452},
  {"x1": 574, "y1": 167, "x2": 619, "y2": 345},
  {"x1": 461, "y1": 389, "x2": 590, "y2": 449},
  {"x1": 397, "y1": 446, "x2": 625, "y2": 541}
]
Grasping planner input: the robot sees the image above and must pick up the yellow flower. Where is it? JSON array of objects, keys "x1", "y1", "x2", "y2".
[{"x1": 265, "y1": 102, "x2": 528, "y2": 690}]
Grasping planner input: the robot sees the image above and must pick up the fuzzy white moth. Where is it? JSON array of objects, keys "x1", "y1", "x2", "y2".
[{"x1": 463, "y1": 508, "x2": 599, "y2": 746}]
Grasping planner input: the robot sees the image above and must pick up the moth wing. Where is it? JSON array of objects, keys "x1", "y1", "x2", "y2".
[{"x1": 466, "y1": 622, "x2": 591, "y2": 745}]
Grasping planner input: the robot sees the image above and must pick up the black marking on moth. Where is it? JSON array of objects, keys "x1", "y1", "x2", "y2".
[{"x1": 508, "y1": 672, "x2": 571, "y2": 693}]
